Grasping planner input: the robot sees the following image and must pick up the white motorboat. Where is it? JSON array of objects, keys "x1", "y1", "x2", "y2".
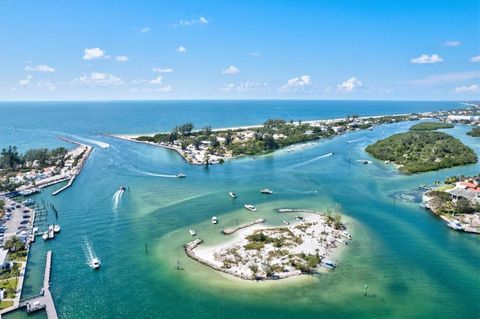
[
  {"x1": 211, "y1": 216, "x2": 218, "y2": 224},
  {"x1": 447, "y1": 220, "x2": 463, "y2": 231},
  {"x1": 48, "y1": 225, "x2": 55, "y2": 239},
  {"x1": 260, "y1": 188, "x2": 273, "y2": 194},
  {"x1": 189, "y1": 229, "x2": 197, "y2": 236},
  {"x1": 322, "y1": 260, "x2": 336, "y2": 270},
  {"x1": 244, "y1": 204, "x2": 257, "y2": 212},
  {"x1": 177, "y1": 173, "x2": 186, "y2": 178},
  {"x1": 228, "y1": 192, "x2": 237, "y2": 198},
  {"x1": 53, "y1": 225, "x2": 61, "y2": 233},
  {"x1": 42, "y1": 233, "x2": 48, "y2": 240},
  {"x1": 282, "y1": 220, "x2": 290, "y2": 225},
  {"x1": 91, "y1": 258, "x2": 101, "y2": 269}
]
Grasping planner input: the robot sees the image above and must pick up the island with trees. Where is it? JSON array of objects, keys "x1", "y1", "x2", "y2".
[
  {"x1": 409, "y1": 122, "x2": 454, "y2": 131},
  {"x1": 467, "y1": 127, "x2": 480, "y2": 137},
  {"x1": 365, "y1": 131, "x2": 477, "y2": 174}
]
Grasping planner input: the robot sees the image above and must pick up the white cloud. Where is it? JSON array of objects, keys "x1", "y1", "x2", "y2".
[
  {"x1": 152, "y1": 67, "x2": 173, "y2": 73},
  {"x1": 177, "y1": 46, "x2": 187, "y2": 53},
  {"x1": 73, "y1": 72, "x2": 123, "y2": 86},
  {"x1": 83, "y1": 48, "x2": 109, "y2": 60},
  {"x1": 141, "y1": 27, "x2": 150, "y2": 33},
  {"x1": 177, "y1": 16, "x2": 209, "y2": 26},
  {"x1": 410, "y1": 54, "x2": 443, "y2": 64},
  {"x1": 471, "y1": 55, "x2": 480, "y2": 63},
  {"x1": 19, "y1": 75, "x2": 32, "y2": 86},
  {"x1": 221, "y1": 65, "x2": 240, "y2": 74},
  {"x1": 337, "y1": 77, "x2": 363, "y2": 92},
  {"x1": 149, "y1": 76, "x2": 163, "y2": 84},
  {"x1": 444, "y1": 41, "x2": 460, "y2": 47},
  {"x1": 249, "y1": 52, "x2": 261, "y2": 57},
  {"x1": 24, "y1": 64, "x2": 55, "y2": 72},
  {"x1": 409, "y1": 71, "x2": 480, "y2": 85},
  {"x1": 280, "y1": 75, "x2": 311, "y2": 91},
  {"x1": 129, "y1": 85, "x2": 172, "y2": 93},
  {"x1": 36, "y1": 80, "x2": 57, "y2": 92},
  {"x1": 115, "y1": 55, "x2": 129, "y2": 62},
  {"x1": 455, "y1": 84, "x2": 479, "y2": 93}
]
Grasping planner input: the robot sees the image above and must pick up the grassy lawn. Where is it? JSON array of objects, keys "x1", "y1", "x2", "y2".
[
  {"x1": 0, "y1": 278, "x2": 17, "y2": 299},
  {"x1": 436, "y1": 184, "x2": 455, "y2": 192},
  {"x1": 0, "y1": 300, "x2": 14, "y2": 310}
]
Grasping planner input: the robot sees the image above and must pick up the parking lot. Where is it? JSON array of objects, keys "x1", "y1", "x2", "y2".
[{"x1": 1, "y1": 198, "x2": 34, "y2": 246}]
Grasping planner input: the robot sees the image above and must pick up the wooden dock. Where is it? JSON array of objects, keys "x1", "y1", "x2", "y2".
[{"x1": 19, "y1": 251, "x2": 58, "y2": 318}]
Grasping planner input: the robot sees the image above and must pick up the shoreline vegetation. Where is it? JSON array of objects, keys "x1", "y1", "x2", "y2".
[
  {"x1": 111, "y1": 113, "x2": 429, "y2": 165},
  {"x1": 110, "y1": 105, "x2": 480, "y2": 166},
  {"x1": 184, "y1": 210, "x2": 351, "y2": 281},
  {"x1": 409, "y1": 121, "x2": 454, "y2": 131},
  {"x1": 467, "y1": 127, "x2": 480, "y2": 137},
  {"x1": 0, "y1": 139, "x2": 92, "y2": 196},
  {"x1": 366, "y1": 130, "x2": 478, "y2": 174}
]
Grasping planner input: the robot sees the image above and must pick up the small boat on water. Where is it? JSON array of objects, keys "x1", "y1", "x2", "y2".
[
  {"x1": 340, "y1": 231, "x2": 352, "y2": 239},
  {"x1": 177, "y1": 173, "x2": 186, "y2": 178},
  {"x1": 211, "y1": 216, "x2": 218, "y2": 224},
  {"x1": 22, "y1": 199, "x2": 35, "y2": 206},
  {"x1": 53, "y1": 225, "x2": 61, "y2": 233},
  {"x1": 447, "y1": 220, "x2": 463, "y2": 231},
  {"x1": 322, "y1": 260, "x2": 337, "y2": 270},
  {"x1": 228, "y1": 192, "x2": 237, "y2": 198},
  {"x1": 42, "y1": 233, "x2": 48, "y2": 241},
  {"x1": 189, "y1": 229, "x2": 197, "y2": 236},
  {"x1": 91, "y1": 258, "x2": 101, "y2": 269},
  {"x1": 48, "y1": 225, "x2": 55, "y2": 239},
  {"x1": 260, "y1": 188, "x2": 273, "y2": 194},
  {"x1": 282, "y1": 220, "x2": 290, "y2": 225},
  {"x1": 244, "y1": 204, "x2": 257, "y2": 212},
  {"x1": 119, "y1": 186, "x2": 126, "y2": 191}
]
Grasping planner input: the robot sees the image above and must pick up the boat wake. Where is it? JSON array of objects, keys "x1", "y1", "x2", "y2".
[
  {"x1": 70, "y1": 135, "x2": 110, "y2": 148},
  {"x1": 129, "y1": 168, "x2": 178, "y2": 178},
  {"x1": 289, "y1": 152, "x2": 334, "y2": 169},
  {"x1": 346, "y1": 137, "x2": 365, "y2": 143},
  {"x1": 112, "y1": 188, "x2": 124, "y2": 212},
  {"x1": 84, "y1": 240, "x2": 100, "y2": 268}
]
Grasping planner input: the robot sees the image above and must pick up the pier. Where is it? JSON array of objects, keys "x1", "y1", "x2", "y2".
[
  {"x1": 52, "y1": 138, "x2": 92, "y2": 196},
  {"x1": 19, "y1": 251, "x2": 58, "y2": 318},
  {"x1": 222, "y1": 218, "x2": 265, "y2": 235}
]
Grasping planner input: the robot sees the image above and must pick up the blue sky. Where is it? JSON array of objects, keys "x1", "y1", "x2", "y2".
[{"x1": 0, "y1": 0, "x2": 479, "y2": 101}]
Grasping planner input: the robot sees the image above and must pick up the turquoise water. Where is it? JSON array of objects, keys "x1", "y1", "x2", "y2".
[{"x1": 0, "y1": 101, "x2": 478, "y2": 318}]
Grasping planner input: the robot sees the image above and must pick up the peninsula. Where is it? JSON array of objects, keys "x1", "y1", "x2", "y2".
[
  {"x1": 422, "y1": 175, "x2": 480, "y2": 234},
  {"x1": 184, "y1": 211, "x2": 351, "y2": 280},
  {"x1": 0, "y1": 140, "x2": 92, "y2": 196}
]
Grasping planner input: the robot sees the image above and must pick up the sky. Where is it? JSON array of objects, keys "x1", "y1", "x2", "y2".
[{"x1": 0, "y1": 0, "x2": 479, "y2": 101}]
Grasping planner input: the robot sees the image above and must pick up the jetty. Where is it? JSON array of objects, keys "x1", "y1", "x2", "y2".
[
  {"x1": 19, "y1": 251, "x2": 58, "y2": 318},
  {"x1": 222, "y1": 218, "x2": 265, "y2": 235},
  {"x1": 275, "y1": 208, "x2": 320, "y2": 214},
  {"x1": 52, "y1": 138, "x2": 92, "y2": 196}
]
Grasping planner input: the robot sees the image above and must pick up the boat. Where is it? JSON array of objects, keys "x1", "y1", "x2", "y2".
[
  {"x1": 228, "y1": 192, "x2": 237, "y2": 198},
  {"x1": 42, "y1": 233, "x2": 48, "y2": 240},
  {"x1": 48, "y1": 225, "x2": 54, "y2": 239},
  {"x1": 53, "y1": 225, "x2": 61, "y2": 233},
  {"x1": 119, "y1": 186, "x2": 126, "y2": 191},
  {"x1": 177, "y1": 173, "x2": 186, "y2": 178},
  {"x1": 22, "y1": 199, "x2": 35, "y2": 206},
  {"x1": 447, "y1": 220, "x2": 463, "y2": 231},
  {"x1": 91, "y1": 258, "x2": 101, "y2": 269},
  {"x1": 322, "y1": 260, "x2": 336, "y2": 270},
  {"x1": 260, "y1": 188, "x2": 273, "y2": 194},
  {"x1": 244, "y1": 204, "x2": 257, "y2": 212},
  {"x1": 340, "y1": 231, "x2": 352, "y2": 239},
  {"x1": 282, "y1": 220, "x2": 290, "y2": 225},
  {"x1": 189, "y1": 229, "x2": 197, "y2": 236}
]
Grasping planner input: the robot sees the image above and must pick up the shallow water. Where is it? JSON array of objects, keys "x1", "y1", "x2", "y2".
[{"x1": 0, "y1": 101, "x2": 478, "y2": 319}]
